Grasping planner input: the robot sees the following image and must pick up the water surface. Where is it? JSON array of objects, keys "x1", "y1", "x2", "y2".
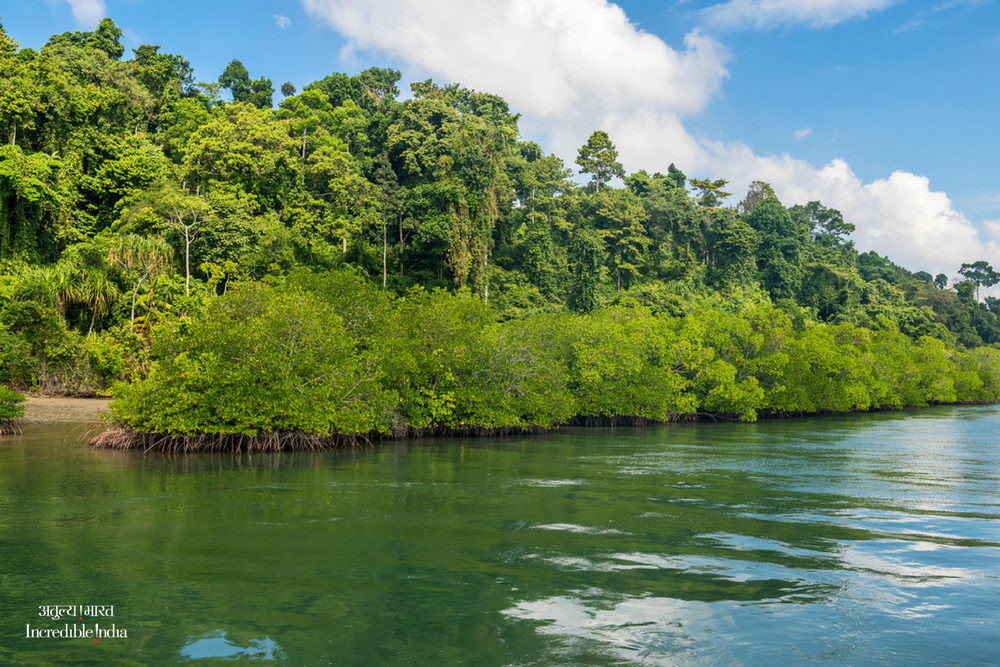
[{"x1": 2, "y1": 406, "x2": 998, "y2": 665}]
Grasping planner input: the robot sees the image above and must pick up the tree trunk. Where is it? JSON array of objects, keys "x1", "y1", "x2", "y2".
[
  {"x1": 399, "y1": 213, "x2": 404, "y2": 277},
  {"x1": 130, "y1": 278, "x2": 144, "y2": 324},
  {"x1": 301, "y1": 127, "x2": 307, "y2": 174},
  {"x1": 184, "y1": 228, "x2": 191, "y2": 296},
  {"x1": 482, "y1": 249, "x2": 489, "y2": 304}
]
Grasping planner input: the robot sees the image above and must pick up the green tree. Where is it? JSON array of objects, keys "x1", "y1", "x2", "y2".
[
  {"x1": 575, "y1": 130, "x2": 624, "y2": 193},
  {"x1": 130, "y1": 44, "x2": 193, "y2": 115},
  {"x1": 126, "y1": 181, "x2": 209, "y2": 296},
  {"x1": 45, "y1": 18, "x2": 124, "y2": 60},
  {"x1": 182, "y1": 103, "x2": 296, "y2": 211},
  {"x1": 90, "y1": 18, "x2": 125, "y2": 60},
  {"x1": 689, "y1": 178, "x2": 731, "y2": 209},
  {"x1": 108, "y1": 233, "x2": 173, "y2": 324},
  {"x1": 595, "y1": 188, "x2": 650, "y2": 291},
  {"x1": 0, "y1": 22, "x2": 35, "y2": 147},
  {"x1": 109, "y1": 282, "x2": 393, "y2": 441},
  {"x1": 709, "y1": 215, "x2": 759, "y2": 288},
  {"x1": 789, "y1": 201, "x2": 854, "y2": 247},
  {"x1": 354, "y1": 67, "x2": 402, "y2": 112},
  {"x1": 0, "y1": 145, "x2": 70, "y2": 261},
  {"x1": 959, "y1": 261, "x2": 999, "y2": 300},
  {"x1": 744, "y1": 197, "x2": 804, "y2": 300},
  {"x1": 667, "y1": 163, "x2": 686, "y2": 189},
  {"x1": 629, "y1": 170, "x2": 704, "y2": 277},
  {"x1": 567, "y1": 226, "x2": 606, "y2": 312},
  {"x1": 514, "y1": 142, "x2": 573, "y2": 231},
  {"x1": 738, "y1": 180, "x2": 775, "y2": 216},
  {"x1": 219, "y1": 59, "x2": 272, "y2": 109},
  {"x1": 0, "y1": 18, "x2": 18, "y2": 58},
  {"x1": 388, "y1": 82, "x2": 517, "y2": 297},
  {"x1": 371, "y1": 154, "x2": 401, "y2": 288},
  {"x1": 218, "y1": 59, "x2": 250, "y2": 100}
]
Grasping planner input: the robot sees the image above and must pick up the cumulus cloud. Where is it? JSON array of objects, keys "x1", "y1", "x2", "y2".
[
  {"x1": 299, "y1": 0, "x2": 730, "y2": 121},
  {"x1": 701, "y1": 0, "x2": 897, "y2": 30},
  {"x1": 794, "y1": 128, "x2": 812, "y2": 140},
  {"x1": 299, "y1": 0, "x2": 995, "y2": 276},
  {"x1": 274, "y1": 14, "x2": 292, "y2": 29},
  {"x1": 64, "y1": 0, "x2": 106, "y2": 28}
]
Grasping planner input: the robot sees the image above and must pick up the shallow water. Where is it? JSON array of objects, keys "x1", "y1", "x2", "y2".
[{"x1": 1, "y1": 406, "x2": 999, "y2": 665}]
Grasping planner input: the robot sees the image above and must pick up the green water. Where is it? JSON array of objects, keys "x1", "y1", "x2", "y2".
[{"x1": 2, "y1": 407, "x2": 999, "y2": 665}]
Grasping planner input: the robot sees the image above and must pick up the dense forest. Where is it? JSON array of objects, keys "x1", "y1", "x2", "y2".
[{"x1": 2, "y1": 18, "x2": 999, "y2": 446}]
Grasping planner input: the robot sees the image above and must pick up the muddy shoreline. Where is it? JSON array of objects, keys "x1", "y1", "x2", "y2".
[{"x1": 24, "y1": 397, "x2": 112, "y2": 423}]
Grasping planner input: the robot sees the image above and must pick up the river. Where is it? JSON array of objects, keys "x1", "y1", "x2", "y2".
[{"x1": 1, "y1": 405, "x2": 998, "y2": 665}]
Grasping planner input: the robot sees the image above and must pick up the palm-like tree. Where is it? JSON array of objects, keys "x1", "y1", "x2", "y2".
[
  {"x1": 73, "y1": 267, "x2": 120, "y2": 333},
  {"x1": 108, "y1": 234, "x2": 173, "y2": 325}
]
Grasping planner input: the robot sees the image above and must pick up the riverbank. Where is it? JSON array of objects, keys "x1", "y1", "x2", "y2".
[
  {"x1": 90, "y1": 399, "x2": 1000, "y2": 453},
  {"x1": 85, "y1": 280, "x2": 1000, "y2": 453},
  {"x1": 24, "y1": 397, "x2": 111, "y2": 423}
]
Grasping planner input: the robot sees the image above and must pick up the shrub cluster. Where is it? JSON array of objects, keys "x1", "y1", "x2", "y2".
[
  {"x1": 0, "y1": 386, "x2": 27, "y2": 434},
  {"x1": 95, "y1": 272, "x2": 1000, "y2": 451}
]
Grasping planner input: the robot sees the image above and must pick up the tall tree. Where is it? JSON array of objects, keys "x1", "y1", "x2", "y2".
[
  {"x1": 127, "y1": 181, "x2": 209, "y2": 296},
  {"x1": 689, "y1": 178, "x2": 731, "y2": 209},
  {"x1": 219, "y1": 59, "x2": 273, "y2": 109},
  {"x1": 0, "y1": 18, "x2": 18, "y2": 58},
  {"x1": 567, "y1": 226, "x2": 606, "y2": 312},
  {"x1": 789, "y1": 201, "x2": 854, "y2": 247},
  {"x1": 595, "y1": 189, "x2": 650, "y2": 291},
  {"x1": 0, "y1": 26, "x2": 35, "y2": 146},
  {"x1": 745, "y1": 196, "x2": 803, "y2": 300},
  {"x1": 131, "y1": 44, "x2": 193, "y2": 108},
  {"x1": 959, "y1": 261, "x2": 1000, "y2": 300},
  {"x1": 45, "y1": 18, "x2": 124, "y2": 59},
  {"x1": 108, "y1": 233, "x2": 173, "y2": 324},
  {"x1": 218, "y1": 60, "x2": 250, "y2": 101},
  {"x1": 389, "y1": 82, "x2": 517, "y2": 297},
  {"x1": 575, "y1": 130, "x2": 624, "y2": 193},
  {"x1": 738, "y1": 181, "x2": 775, "y2": 216},
  {"x1": 90, "y1": 18, "x2": 125, "y2": 59}
]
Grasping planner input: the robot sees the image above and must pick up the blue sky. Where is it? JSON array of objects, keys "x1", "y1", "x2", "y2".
[{"x1": 3, "y1": 0, "x2": 999, "y2": 275}]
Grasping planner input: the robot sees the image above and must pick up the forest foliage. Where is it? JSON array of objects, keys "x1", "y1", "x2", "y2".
[
  {"x1": 99, "y1": 273, "x2": 1000, "y2": 449},
  {"x1": 1, "y1": 18, "x2": 999, "y2": 445}
]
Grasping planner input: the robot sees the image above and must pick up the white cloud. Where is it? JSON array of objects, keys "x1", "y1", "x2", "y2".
[
  {"x1": 299, "y1": 0, "x2": 996, "y2": 277},
  {"x1": 64, "y1": 0, "x2": 106, "y2": 28},
  {"x1": 894, "y1": 0, "x2": 990, "y2": 32},
  {"x1": 701, "y1": 0, "x2": 897, "y2": 30},
  {"x1": 299, "y1": 0, "x2": 730, "y2": 120},
  {"x1": 894, "y1": 18, "x2": 926, "y2": 32},
  {"x1": 274, "y1": 14, "x2": 292, "y2": 29},
  {"x1": 794, "y1": 128, "x2": 812, "y2": 140}
]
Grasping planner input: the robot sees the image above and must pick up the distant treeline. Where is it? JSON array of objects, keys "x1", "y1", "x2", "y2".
[{"x1": 94, "y1": 272, "x2": 1000, "y2": 450}]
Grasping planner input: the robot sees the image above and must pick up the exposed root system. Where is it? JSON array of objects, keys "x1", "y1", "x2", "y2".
[
  {"x1": 90, "y1": 422, "x2": 546, "y2": 452},
  {"x1": 0, "y1": 419, "x2": 23, "y2": 435},
  {"x1": 92, "y1": 425, "x2": 366, "y2": 453}
]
